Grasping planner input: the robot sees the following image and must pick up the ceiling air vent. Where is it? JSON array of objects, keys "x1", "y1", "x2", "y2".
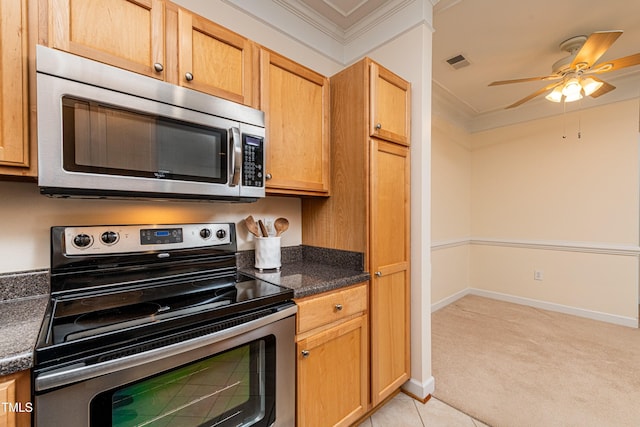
[{"x1": 446, "y1": 54, "x2": 470, "y2": 69}]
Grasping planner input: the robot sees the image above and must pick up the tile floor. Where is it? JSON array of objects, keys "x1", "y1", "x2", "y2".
[{"x1": 356, "y1": 392, "x2": 489, "y2": 427}]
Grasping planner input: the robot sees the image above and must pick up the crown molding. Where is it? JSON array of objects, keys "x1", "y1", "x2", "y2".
[{"x1": 223, "y1": 0, "x2": 433, "y2": 64}]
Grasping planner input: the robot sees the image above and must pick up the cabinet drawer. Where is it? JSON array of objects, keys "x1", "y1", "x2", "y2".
[{"x1": 295, "y1": 283, "x2": 367, "y2": 334}]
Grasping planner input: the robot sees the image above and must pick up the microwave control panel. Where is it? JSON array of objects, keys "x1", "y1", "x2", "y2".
[{"x1": 242, "y1": 134, "x2": 264, "y2": 188}]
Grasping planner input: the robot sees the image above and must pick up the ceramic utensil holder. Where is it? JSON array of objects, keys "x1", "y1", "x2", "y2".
[{"x1": 254, "y1": 236, "x2": 281, "y2": 271}]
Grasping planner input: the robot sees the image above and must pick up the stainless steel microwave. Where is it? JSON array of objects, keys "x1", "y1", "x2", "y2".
[{"x1": 36, "y1": 45, "x2": 265, "y2": 202}]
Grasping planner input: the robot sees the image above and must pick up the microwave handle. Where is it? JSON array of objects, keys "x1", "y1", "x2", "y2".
[{"x1": 230, "y1": 127, "x2": 242, "y2": 186}]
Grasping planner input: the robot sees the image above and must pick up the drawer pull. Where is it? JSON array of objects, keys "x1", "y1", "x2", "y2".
[
  {"x1": 334, "y1": 304, "x2": 343, "y2": 311},
  {"x1": 301, "y1": 350, "x2": 310, "y2": 358},
  {"x1": 153, "y1": 63, "x2": 164, "y2": 72},
  {"x1": 185, "y1": 72, "x2": 194, "y2": 81}
]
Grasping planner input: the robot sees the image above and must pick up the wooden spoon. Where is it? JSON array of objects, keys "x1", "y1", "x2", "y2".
[
  {"x1": 258, "y1": 219, "x2": 269, "y2": 237},
  {"x1": 274, "y1": 217, "x2": 289, "y2": 237},
  {"x1": 244, "y1": 215, "x2": 260, "y2": 237}
]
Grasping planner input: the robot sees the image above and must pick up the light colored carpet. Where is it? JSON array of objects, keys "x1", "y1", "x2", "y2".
[{"x1": 431, "y1": 295, "x2": 640, "y2": 427}]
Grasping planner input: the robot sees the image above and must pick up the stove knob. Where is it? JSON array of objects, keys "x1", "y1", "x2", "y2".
[
  {"x1": 216, "y1": 229, "x2": 227, "y2": 239},
  {"x1": 200, "y1": 228, "x2": 212, "y2": 239},
  {"x1": 101, "y1": 231, "x2": 119, "y2": 245},
  {"x1": 73, "y1": 233, "x2": 92, "y2": 248}
]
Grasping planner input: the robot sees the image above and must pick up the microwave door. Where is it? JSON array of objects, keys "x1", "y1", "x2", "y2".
[{"x1": 37, "y1": 71, "x2": 243, "y2": 200}]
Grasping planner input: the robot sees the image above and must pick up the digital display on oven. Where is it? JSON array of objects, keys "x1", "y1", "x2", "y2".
[{"x1": 140, "y1": 228, "x2": 183, "y2": 245}]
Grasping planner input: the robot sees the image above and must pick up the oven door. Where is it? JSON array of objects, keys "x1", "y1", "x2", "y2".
[{"x1": 34, "y1": 305, "x2": 296, "y2": 427}]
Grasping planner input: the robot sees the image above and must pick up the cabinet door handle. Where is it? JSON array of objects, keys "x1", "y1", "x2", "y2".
[
  {"x1": 375, "y1": 123, "x2": 382, "y2": 130},
  {"x1": 153, "y1": 63, "x2": 164, "y2": 72},
  {"x1": 185, "y1": 72, "x2": 194, "y2": 81},
  {"x1": 301, "y1": 350, "x2": 310, "y2": 358},
  {"x1": 335, "y1": 304, "x2": 343, "y2": 311},
  {"x1": 375, "y1": 271, "x2": 382, "y2": 277},
  {"x1": 265, "y1": 173, "x2": 272, "y2": 180}
]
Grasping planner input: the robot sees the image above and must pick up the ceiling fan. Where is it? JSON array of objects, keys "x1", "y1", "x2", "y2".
[{"x1": 489, "y1": 30, "x2": 640, "y2": 109}]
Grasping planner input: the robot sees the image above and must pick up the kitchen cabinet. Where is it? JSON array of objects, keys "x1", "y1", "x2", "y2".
[
  {"x1": 260, "y1": 48, "x2": 330, "y2": 196},
  {"x1": 295, "y1": 283, "x2": 368, "y2": 427},
  {"x1": 48, "y1": 0, "x2": 166, "y2": 79},
  {"x1": 369, "y1": 62, "x2": 410, "y2": 145},
  {"x1": 171, "y1": 5, "x2": 258, "y2": 106},
  {"x1": 46, "y1": 0, "x2": 258, "y2": 106},
  {"x1": 0, "y1": 0, "x2": 30, "y2": 174},
  {"x1": 369, "y1": 138, "x2": 411, "y2": 405},
  {"x1": 301, "y1": 57, "x2": 411, "y2": 409},
  {"x1": 0, "y1": 370, "x2": 32, "y2": 427}
]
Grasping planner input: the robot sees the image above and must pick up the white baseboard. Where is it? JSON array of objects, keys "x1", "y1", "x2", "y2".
[
  {"x1": 402, "y1": 376, "x2": 435, "y2": 401},
  {"x1": 431, "y1": 287, "x2": 638, "y2": 328},
  {"x1": 431, "y1": 288, "x2": 470, "y2": 312}
]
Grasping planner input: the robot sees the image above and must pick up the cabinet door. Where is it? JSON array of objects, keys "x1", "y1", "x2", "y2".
[
  {"x1": 0, "y1": 0, "x2": 29, "y2": 168},
  {"x1": 297, "y1": 315, "x2": 368, "y2": 427},
  {"x1": 50, "y1": 0, "x2": 165, "y2": 79},
  {"x1": 177, "y1": 8, "x2": 257, "y2": 106},
  {"x1": 0, "y1": 370, "x2": 31, "y2": 427},
  {"x1": 260, "y1": 49, "x2": 330, "y2": 196},
  {"x1": 369, "y1": 62, "x2": 410, "y2": 146},
  {"x1": 370, "y1": 139, "x2": 410, "y2": 405}
]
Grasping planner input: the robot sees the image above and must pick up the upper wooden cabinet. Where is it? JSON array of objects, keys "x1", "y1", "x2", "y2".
[
  {"x1": 174, "y1": 6, "x2": 257, "y2": 106},
  {"x1": 0, "y1": 0, "x2": 30, "y2": 172},
  {"x1": 49, "y1": 0, "x2": 166, "y2": 79},
  {"x1": 46, "y1": 0, "x2": 258, "y2": 106},
  {"x1": 369, "y1": 62, "x2": 410, "y2": 146},
  {"x1": 260, "y1": 48, "x2": 330, "y2": 196}
]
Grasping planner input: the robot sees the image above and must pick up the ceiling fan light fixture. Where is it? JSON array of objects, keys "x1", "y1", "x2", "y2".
[
  {"x1": 561, "y1": 77, "x2": 582, "y2": 97},
  {"x1": 545, "y1": 85, "x2": 564, "y2": 102},
  {"x1": 564, "y1": 91, "x2": 583, "y2": 103},
  {"x1": 581, "y1": 77, "x2": 604, "y2": 96}
]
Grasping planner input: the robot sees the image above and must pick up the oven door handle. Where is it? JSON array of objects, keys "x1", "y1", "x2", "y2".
[{"x1": 34, "y1": 304, "x2": 297, "y2": 392}]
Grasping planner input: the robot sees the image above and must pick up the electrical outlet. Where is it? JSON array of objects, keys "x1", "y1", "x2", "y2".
[{"x1": 534, "y1": 270, "x2": 544, "y2": 281}]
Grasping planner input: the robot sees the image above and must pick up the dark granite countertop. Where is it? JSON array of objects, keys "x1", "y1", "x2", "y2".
[
  {"x1": 0, "y1": 246, "x2": 367, "y2": 375},
  {"x1": 238, "y1": 245, "x2": 370, "y2": 298},
  {"x1": 0, "y1": 270, "x2": 50, "y2": 376}
]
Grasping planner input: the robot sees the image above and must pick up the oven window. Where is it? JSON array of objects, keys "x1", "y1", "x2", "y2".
[
  {"x1": 61, "y1": 96, "x2": 228, "y2": 183},
  {"x1": 90, "y1": 337, "x2": 275, "y2": 427}
]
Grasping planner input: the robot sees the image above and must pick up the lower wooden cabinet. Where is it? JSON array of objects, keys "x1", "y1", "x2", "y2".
[
  {"x1": 0, "y1": 370, "x2": 32, "y2": 427},
  {"x1": 295, "y1": 283, "x2": 368, "y2": 427}
]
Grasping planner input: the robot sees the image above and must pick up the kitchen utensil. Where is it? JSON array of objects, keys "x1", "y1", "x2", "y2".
[
  {"x1": 244, "y1": 215, "x2": 260, "y2": 237},
  {"x1": 274, "y1": 217, "x2": 289, "y2": 237},
  {"x1": 258, "y1": 219, "x2": 269, "y2": 237}
]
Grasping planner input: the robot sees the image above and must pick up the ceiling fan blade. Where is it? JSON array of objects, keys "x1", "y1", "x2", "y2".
[
  {"x1": 591, "y1": 52, "x2": 640, "y2": 73},
  {"x1": 571, "y1": 30, "x2": 623, "y2": 69},
  {"x1": 588, "y1": 77, "x2": 616, "y2": 98},
  {"x1": 489, "y1": 75, "x2": 559, "y2": 86},
  {"x1": 505, "y1": 82, "x2": 563, "y2": 109}
]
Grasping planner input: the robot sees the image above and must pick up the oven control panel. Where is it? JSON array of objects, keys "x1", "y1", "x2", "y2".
[{"x1": 63, "y1": 223, "x2": 232, "y2": 255}]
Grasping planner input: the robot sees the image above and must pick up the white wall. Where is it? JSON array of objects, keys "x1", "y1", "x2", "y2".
[
  {"x1": 431, "y1": 115, "x2": 471, "y2": 307},
  {"x1": 0, "y1": 180, "x2": 301, "y2": 273},
  {"x1": 431, "y1": 98, "x2": 640, "y2": 326}
]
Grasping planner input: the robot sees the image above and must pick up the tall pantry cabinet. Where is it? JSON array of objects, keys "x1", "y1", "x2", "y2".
[{"x1": 302, "y1": 57, "x2": 411, "y2": 408}]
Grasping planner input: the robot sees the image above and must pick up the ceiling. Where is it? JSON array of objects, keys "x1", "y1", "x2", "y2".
[
  {"x1": 227, "y1": 0, "x2": 640, "y2": 130},
  {"x1": 431, "y1": 0, "x2": 640, "y2": 122}
]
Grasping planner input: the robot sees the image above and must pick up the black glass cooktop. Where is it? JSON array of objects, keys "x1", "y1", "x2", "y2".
[{"x1": 35, "y1": 274, "x2": 293, "y2": 369}]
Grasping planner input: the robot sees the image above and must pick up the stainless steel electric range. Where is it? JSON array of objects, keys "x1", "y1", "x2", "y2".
[{"x1": 32, "y1": 223, "x2": 296, "y2": 427}]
